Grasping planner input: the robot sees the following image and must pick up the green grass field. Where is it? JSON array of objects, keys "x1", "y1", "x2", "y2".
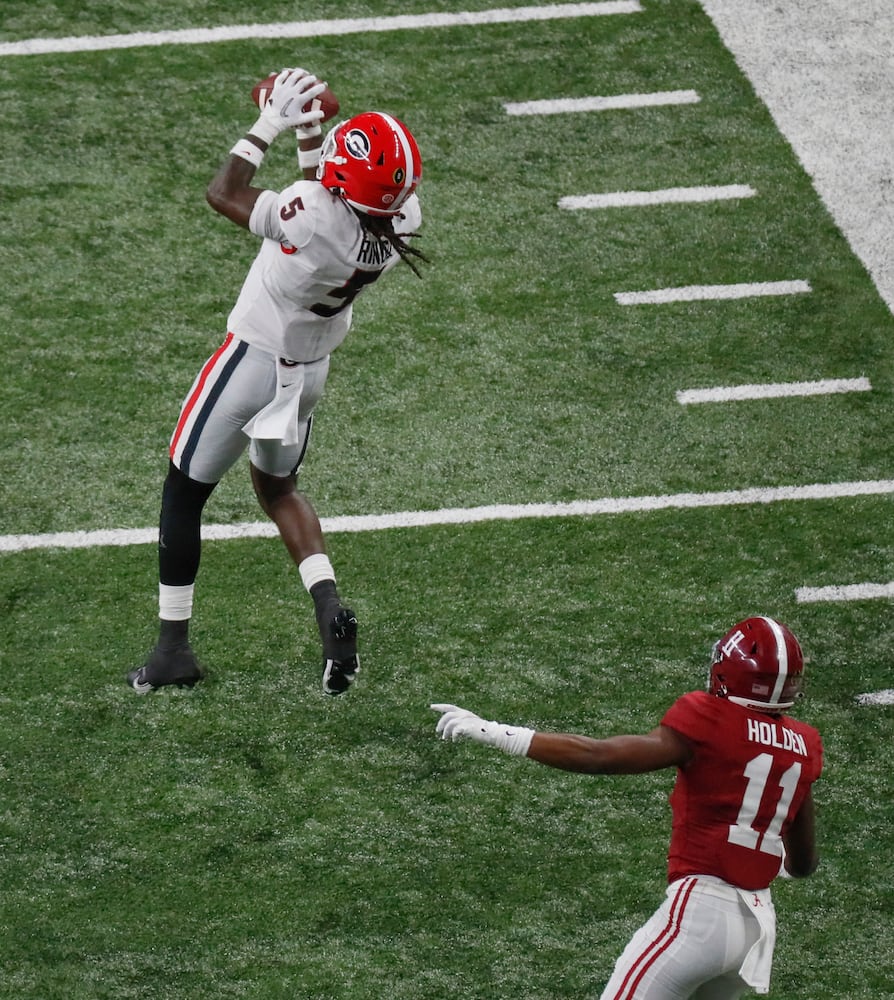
[{"x1": 1, "y1": 1, "x2": 893, "y2": 997}]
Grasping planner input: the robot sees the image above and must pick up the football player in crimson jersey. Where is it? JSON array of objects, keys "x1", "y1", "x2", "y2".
[
  {"x1": 128, "y1": 68, "x2": 425, "y2": 695},
  {"x1": 432, "y1": 616, "x2": 822, "y2": 999}
]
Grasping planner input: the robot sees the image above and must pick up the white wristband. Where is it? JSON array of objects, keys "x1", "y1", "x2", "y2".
[
  {"x1": 487, "y1": 721, "x2": 536, "y2": 757},
  {"x1": 297, "y1": 145, "x2": 321, "y2": 170},
  {"x1": 248, "y1": 114, "x2": 281, "y2": 146},
  {"x1": 295, "y1": 121, "x2": 322, "y2": 140},
  {"x1": 230, "y1": 138, "x2": 266, "y2": 166}
]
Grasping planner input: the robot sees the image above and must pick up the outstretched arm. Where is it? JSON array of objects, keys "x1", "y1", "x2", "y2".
[
  {"x1": 528, "y1": 726, "x2": 692, "y2": 774},
  {"x1": 432, "y1": 704, "x2": 692, "y2": 774}
]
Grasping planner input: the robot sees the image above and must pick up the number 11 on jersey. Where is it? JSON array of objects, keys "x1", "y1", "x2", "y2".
[{"x1": 728, "y1": 753, "x2": 802, "y2": 856}]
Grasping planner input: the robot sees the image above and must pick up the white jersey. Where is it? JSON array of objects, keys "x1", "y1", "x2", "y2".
[{"x1": 227, "y1": 181, "x2": 422, "y2": 362}]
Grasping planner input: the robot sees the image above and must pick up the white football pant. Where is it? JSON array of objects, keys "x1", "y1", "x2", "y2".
[{"x1": 600, "y1": 876, "x2": 775, "y2": 1000}]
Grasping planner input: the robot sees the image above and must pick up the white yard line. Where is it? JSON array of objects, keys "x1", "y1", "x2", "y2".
[
  {"x1": 855, "y1": 690, "x2": 894, "y2": 706},
  {"x1": 504, "y1": 90, "x2": 700, "y2": 115},
  {"x1": 0, "y1": 2, "x2": 641, "y2": 56},
  {"x1": 795, "y1": 581, "x2": 894, "y2": 604},
  {"x1": 676, "y1": 377, "x2": 871, "y2": 404},
  {"x1": 614, "y1": 280, "x2": 811, "y2": 305},
  {"x1": 560, "y1": 184, "x2": 753, "y2": 210},
  {"x1": 2, "y1": 478, "x2": 891, "y2": 554}
]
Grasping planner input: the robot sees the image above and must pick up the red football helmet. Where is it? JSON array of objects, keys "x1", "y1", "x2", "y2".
[
  {"x1": 317, "y1": 112, "x2": 422, "y2": 217},
  {"x1": 708, "y1": 616, "x2": 804, "y2": 711}
]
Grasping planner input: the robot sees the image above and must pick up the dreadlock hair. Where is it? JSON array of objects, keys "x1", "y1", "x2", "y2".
[{"x1": 358, "y1": 211, "x2": 429, "y2": 279}]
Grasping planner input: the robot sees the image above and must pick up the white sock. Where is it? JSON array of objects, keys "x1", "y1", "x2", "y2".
[
  {"x1": 159, "y1": 583, "x2": 194, "y2": 621},
  {"x1": 299, "y1": 553, "x2": 335, "y2": 592}
]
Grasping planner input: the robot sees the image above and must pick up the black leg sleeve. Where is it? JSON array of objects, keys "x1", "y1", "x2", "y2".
[{"x1": 158, "y1": 461, "x2": 217, "y2": 587}]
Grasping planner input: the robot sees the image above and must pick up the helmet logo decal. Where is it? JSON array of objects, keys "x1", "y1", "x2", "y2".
[
  {"x1": 720, "y1": 630, "x2": 746, "y2": 658},
  {"x1": 393, "y1": 167, "x2": 405, "y2": 184},
  {"x1": 344, "y1": 129, "x2": 371, "y2": 160}
]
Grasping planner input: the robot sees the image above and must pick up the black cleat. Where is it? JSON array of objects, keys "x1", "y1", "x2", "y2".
[
  {"x1": 127, "y1": 644, "x2": 204, "y2": 694},
  {"x1": 321, "y1": 606, "x2": 359, "y2": 695},
  {"x1": 323, "y1": 654, "x2": 360, "y2": 695}
]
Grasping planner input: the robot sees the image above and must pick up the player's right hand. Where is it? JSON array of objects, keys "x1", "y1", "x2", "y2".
[
  {"x1": 432, "y1": 703, "x2": 488, "y2": 742},
  {"x1": 262, "y1": 68, "x2": 326, "y2": 136},
  {"x1": 432, "y1": 703, "x2": 536, "y2": 757}
]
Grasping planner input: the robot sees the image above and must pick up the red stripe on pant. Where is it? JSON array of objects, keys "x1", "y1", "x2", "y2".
[
  {"x1": 610, "y1": 876, "x2": 698, "y2": 1000},
  {"x1": 169, "y1": 332, "x2": 234, "y2": 460}
]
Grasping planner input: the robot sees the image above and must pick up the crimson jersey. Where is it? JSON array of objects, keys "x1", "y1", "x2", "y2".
[{"x1": 661, "y1": 690, "x2": 823, "y2": 890}]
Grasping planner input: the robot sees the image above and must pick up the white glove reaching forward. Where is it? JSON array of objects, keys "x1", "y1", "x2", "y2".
[
  {"x1": 251, "y1": 68, "x2": 327, "y2": 144},
  {"x1": 431, "y1": 703, "x2": 535, "y2": 757}
]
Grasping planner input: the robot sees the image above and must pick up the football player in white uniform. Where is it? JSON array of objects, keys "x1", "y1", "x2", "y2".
[{"x1": 128, "y1": 68, "x2": 425, "y2": 695}]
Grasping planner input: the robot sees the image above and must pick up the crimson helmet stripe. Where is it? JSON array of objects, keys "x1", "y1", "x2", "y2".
[
  {"x1": 759, "y1": 615, "x2": 789, "y2": 704},
  {"x1": 377, "y1": 111, "x2": 417, "y2": 208}
]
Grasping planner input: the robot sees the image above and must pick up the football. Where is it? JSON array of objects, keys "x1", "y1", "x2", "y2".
[{"x1": 251, "y1": 71, "x2": 340, "y2": 122}]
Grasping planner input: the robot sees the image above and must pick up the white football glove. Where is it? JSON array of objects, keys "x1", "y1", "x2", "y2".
[
  {"x1": 431, "y1": 703, "x2": 535, "y2": 757},
  {"x1": 250, "y1": 68, "x2": 326, "y2": 144}
]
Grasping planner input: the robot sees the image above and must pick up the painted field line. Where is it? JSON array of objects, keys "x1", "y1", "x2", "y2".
[
  {"x1": 2, "y1": 478, "x2": 891, "y2": 554},
  {"x1": 615, "y1": 280, "x2": 811, "y2": 305},
  {"x1": 504, "y1": 89, "x2": 700, "y2": 115},
  {"x1": 855, "y1": 690, "x2": 894, "y2": 706},
  {"x1": 795, "y1": 581, "x2": 894, "y2": 603},
  {"x1": 677, "y1": 377, "x2": 872, "y2": 404},
  {"x1": 0, "y1": 2, "x2": 642, "y2": 57},
  {"x1": 560, "y1": 184, "x2": 754, "y2": 210}
]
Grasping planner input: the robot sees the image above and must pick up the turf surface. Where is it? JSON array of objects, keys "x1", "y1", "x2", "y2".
[{"x1": 1, "y1": 2, "x2": 892, "y2": 997}]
